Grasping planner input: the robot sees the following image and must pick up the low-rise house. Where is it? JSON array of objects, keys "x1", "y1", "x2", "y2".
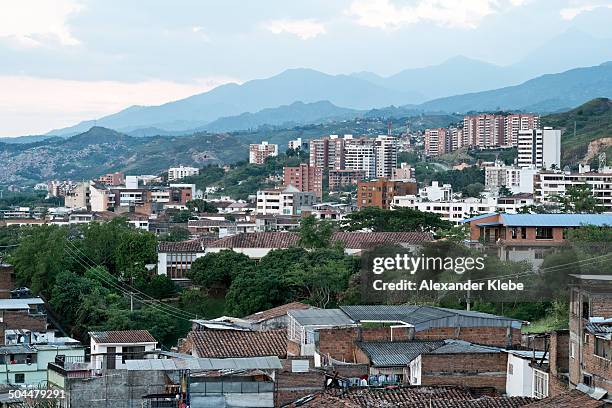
[
  {"x1": 182, "y1": 329, "x2": 287, "y2": 359},
  {"x1": 287, "y1": 305, "x2": 522, "y2": 366},
  {"x1": 204, "y1": 231, "x2": 433, "y2": 259},
  {"x1": 0, "y1": 298, "x2": 47, "y2": 345},
  {"x1": 89, "y1": 330, "x2": 158, "y2": 371},
  {"x1": 0, "y1": 342, "x2": 84, "y2": 387},
  {"x1": 463, "y1": 213, "x2": 612, "y2": 268},
  {"x1": 156, "y1": 237, "x2": 217, "y2": 282},
  {"x1": 506, "y1": 349, "x2": 549, "y2": 397}
]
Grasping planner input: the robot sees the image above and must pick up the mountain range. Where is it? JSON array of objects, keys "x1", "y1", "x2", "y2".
[
  {"x1": 2, "y1": 98, "x2": 610, "y2": 185},
  {"x1": 32, "y1": 58, "x2": 611, "y2": 140}
]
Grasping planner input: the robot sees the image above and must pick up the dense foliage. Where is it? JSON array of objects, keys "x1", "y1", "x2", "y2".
[{"x1": 7, "y1": 219, "x2": 183, "y2": 346}]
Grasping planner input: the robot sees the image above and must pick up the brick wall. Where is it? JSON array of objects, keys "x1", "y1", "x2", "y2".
[
  {"x1": 317, "y1": 327, "x2": 360, "y2": 362},
  {"x1": 360, "y1": 326, "x2": 412, "y2": 342},
  {"x1": 415, "y1": 327, "x2": 520, "y2": 347},
  {"x1": 583, "y1": 333, "x2": 612, "y2": 394},
  {"x1": 275, "y1": 358, "x2": 324, "y2": 407},
  {"x1": 0, "y1": 264, "x2": 15, "y2": 299},
  {"x1": 330, "y1": 364, "x2": 368, "y2": 378},
  {"x1": 421, "y1": 352, "x2": 508, "y2": 393},
  {"x1": 548, "y1": 330, "x2": 569, "y2": 397}
]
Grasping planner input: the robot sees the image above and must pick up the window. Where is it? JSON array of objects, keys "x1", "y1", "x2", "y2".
[
  {"x1": 533, "y1": 370, "x2": 549, "y2": 399},
  {"x1": 594, "y1": 337, "x2": 611, "y2": 360},
  {"x1": 582, "y1": 295, "x2": 590, "y2": 319},
  {"x1": 15, "y1": 373, "x2": 25, "y2": 384},
  {"x1": 508, "y1": 363, "x2": 514, "y2": 375},
  {"x1": 122, "y1": 346, "x2": 146, "y2": 363},
  {"x1": 583, "y1": 374, "x2": 592, "y2": 387},
  {"x1": 511, "y1": 228, "x2": 518, "y2": 239},
  {"x1": 521, "y1": 228, "x2": 527, "y2": 239},
  {"x1": 535, "y1": 227, "x2": 553, "y2": 240}
]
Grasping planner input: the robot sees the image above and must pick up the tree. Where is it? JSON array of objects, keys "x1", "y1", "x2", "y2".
[
  {"x1": 162, "y1": 226, "x2": 190, "y2": 242},
  {"x1": 11, "y1": 225, "x2": 71, "y2": 296},
  {"x1": 172, "y1": 210, "x2": 193, "y2": 223},
  {"x1": 498, "y1": 186, "x2": 512, "y2": 197},
  {"x1": 341, "y1": 207, "x2": 453, "y2": 233},
  {"x1": 225, "y1": 269, "x2": 288, "y2": 316},
  {"x1": 186, "y1": 199, "x2": 218, "y2": 213},
  {"x1": 283, "y1": 253, "x2": 352, "y2": 308},
  {"x1": 557, "y1": 184, "x2": 603, "y2": 213},
  {"x1": 464, "y1": 182, "x2": 485, "y2": 198},
  {"x1": 298, "y1": 215, "x2": 335, "y2": 248},
  {"x1": 188, "y1": 250, "x2": 256, "y2": 288}
]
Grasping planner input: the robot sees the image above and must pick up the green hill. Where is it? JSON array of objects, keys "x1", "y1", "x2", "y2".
[{"x1": 541, "y1": 98, "x2": 612, "y2": 165}]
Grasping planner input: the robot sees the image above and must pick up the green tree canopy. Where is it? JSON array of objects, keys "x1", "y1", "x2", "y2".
[
  {"x1": 341, "y1": 207, "x2": 453, "y2": 233},
  {"x1": 188, "y1": 250, "x2": 256, "y2": 288}
]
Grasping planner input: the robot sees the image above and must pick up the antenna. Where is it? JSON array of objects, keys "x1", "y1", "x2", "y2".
[{"x1": 387, "y1": 121, "x2": 392, "y2": 136}]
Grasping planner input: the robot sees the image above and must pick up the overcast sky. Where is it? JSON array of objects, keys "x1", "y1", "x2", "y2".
[{"x1": 2, "y1": 0, "x2": 612, "y2": 136}]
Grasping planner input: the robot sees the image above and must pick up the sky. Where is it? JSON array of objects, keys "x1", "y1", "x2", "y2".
[{"x1": 1, "y1": 0, "x2": 612, "y2": 137}]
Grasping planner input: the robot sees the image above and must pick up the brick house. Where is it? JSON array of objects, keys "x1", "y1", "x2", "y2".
[
  {"x1": 0, "y1": 298, "x2": 47, "y2": 346},
  {"x1": 463, "y1": 213, "x2": 612, "y2": 268},
  {"x1": 463, "y1": 213, "x2": 612, "y2": 245},
  {"x1": 287, "y1": 305, "x2": 522, "y2": 368},
  {"x1": 568, "y1": 275, "x2": 612, "y2": 397}
]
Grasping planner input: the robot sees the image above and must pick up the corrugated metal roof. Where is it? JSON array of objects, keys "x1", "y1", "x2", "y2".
[
  {"x1": 357, "y1": 341, "x2": 443, "y2": 366},
  {"x1": 288, "y1": 309, "x2": 355, "y2": 327},
  {"x1": 340, "y1": 305, "x2": 522, "y2": 330},
  {"x1": 429, "y1": 340, "x2": 502, "y2": 354},
  {"x1": 501, "y1": 214, "x2": 612, "y2": 227},
  {"x1": 125, "y1": 356, "x2": 282, "y2": 371},
  {"x1": 0, "y1": 297, "x2": 44, "y2": 310}
]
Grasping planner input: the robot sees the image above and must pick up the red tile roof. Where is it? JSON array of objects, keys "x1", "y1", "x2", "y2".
[
  {"x1": 207, "y1": 232, "x2": 433, "y2": 249},
  {"x1": 89, "y1": 330, "x2": 156, "y2": 344},
  {"x1": 287, "y1": 387, "x2": 535, "y2": 407},
  {"x1": 243, "y1": 302, "x2": 312, "y2": 323},
  {"x1": 188, "y1": 329, "x2": 287, "y2": 358},
  {"x1": 157, "y1": 237, "x2": 217, "y2": 252},
  {"x1": 523, "y1": 390, "x2": 607, "y2": 407}
]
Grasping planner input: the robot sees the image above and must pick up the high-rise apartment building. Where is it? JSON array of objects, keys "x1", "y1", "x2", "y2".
[
  {"x1": 375, "y1": 136, "x2": 399, "y2": 178},
  {"x1": 344, "y1": 136, "x2": 376, "y2": 179},
  {"x1": 505, "y1": 114, "x2": 540, "y2": 146},
  {"x1": 463, "y1": 113, "x2": 539, "y2": 148},
  {"x1": 249, "y1": 141, "x2": 278, "y2": 164},
  {"x1": 283, "y1": 164, "x2": 323, "y2": 199},
  {"x1": 517, "y1": 128, "x2": 561, "y2": 170},
  {"x1": 424, "y1": 128, "x2": 448, "y2": 156},
  {"x1": 309, "y1": 135, "x2": 345, "y2": 170}
]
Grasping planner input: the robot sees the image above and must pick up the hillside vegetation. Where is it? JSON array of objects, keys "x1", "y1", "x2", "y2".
[{"x1": 542, "y1": 97, "x2": 612, "y2": 165}]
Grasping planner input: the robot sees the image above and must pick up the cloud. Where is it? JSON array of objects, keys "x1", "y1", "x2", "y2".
[
  {"x1": 265, "y1": 19, "x2": 326, "y2": 40},
  {"x1": 0, "y1": 0, "x2": 83, "y2": 47},
  {"x1": 0, "y1": 75, "x2": 240, "y2": 136},
  {"x1": 560, "y1": 2, "x2": 612, "y2": 20},
  {"x1": 191, "y1": 26, "x2": 212, "y2": 42},
  {"x1": 347, "y1": 0, "x2": 523, "y2": 30}
]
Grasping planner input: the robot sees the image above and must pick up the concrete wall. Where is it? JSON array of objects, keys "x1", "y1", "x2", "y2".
[{"x1": 63, "y1": 370, "x2": 167, "y2": 408}]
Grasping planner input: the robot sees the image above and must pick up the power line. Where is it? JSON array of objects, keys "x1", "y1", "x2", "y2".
[
  {"x1": 63, "y1": 245, "x2": 196, "y2": 321},
  {"x1": 65, "y1": 240, "x2": 197, "y2": 319}
]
